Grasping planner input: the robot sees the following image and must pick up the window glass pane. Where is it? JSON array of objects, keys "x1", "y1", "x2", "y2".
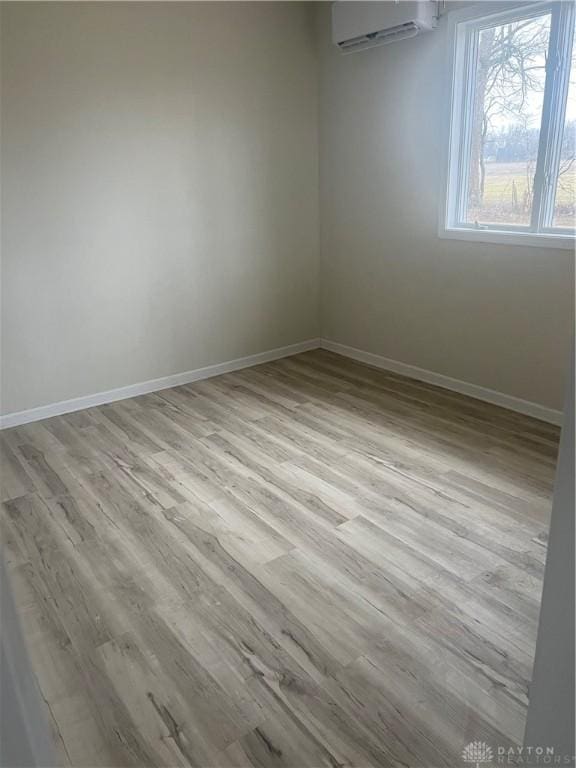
[
  {"x1": 552, "y1": 29, "x2": 576, "y2": 229},
  {"x1": 464, "y1": 13, "x2": 552, "y2": 227}
]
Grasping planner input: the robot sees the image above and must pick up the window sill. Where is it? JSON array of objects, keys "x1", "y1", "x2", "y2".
[{"x1": 439, "y1": 226, "x2": 575, "y2": 251}]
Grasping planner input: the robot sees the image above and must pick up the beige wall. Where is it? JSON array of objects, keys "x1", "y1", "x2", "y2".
[
  {"x1": 317, "y1": 3, "x2": 574, "y2": 410},
  {"x1": 2, "y1": 2, "x2": 573, "y2": 418},
  {"x1": 0, "y1": 2, "x2": 319, "y2": 415}
]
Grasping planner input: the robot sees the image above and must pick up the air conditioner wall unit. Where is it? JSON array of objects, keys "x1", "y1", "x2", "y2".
[{"x1": 332, "y1": 1, "x2": 437, "y2": 54}]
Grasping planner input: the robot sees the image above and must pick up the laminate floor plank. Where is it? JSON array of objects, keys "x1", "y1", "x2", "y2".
[{"x1": 0, "y1": 350, "x2": 559, "y2": 767}]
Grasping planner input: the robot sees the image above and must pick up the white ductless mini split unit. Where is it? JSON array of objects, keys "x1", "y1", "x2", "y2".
[{"x1": 332, "y1": 1, "x2": 437, "y2": 53}]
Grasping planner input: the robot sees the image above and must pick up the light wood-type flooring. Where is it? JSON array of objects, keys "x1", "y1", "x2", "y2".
[{"x1": 0, "y1": 350, "x2": 560, "y2": 768}]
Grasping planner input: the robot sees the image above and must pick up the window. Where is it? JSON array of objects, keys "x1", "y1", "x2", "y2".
[{"x1": 442, "y1": 1, "x2": 576, "y2": 247}]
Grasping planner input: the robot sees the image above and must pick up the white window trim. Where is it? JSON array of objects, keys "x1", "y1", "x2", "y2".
[{"x1": 439, "y1": 0, "x2": 576, "y2": 250}]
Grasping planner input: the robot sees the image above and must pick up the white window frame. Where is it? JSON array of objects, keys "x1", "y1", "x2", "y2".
[{"x1": 440, "y1": 0, "x2": 576, "y2": 250}]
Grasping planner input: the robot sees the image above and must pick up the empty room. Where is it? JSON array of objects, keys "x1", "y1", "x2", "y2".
[{"x1": 0, "y1": 1, "x2": 574, "y2": 767}]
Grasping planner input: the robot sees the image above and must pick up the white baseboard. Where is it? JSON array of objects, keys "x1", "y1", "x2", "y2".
[
  {"x1": 1, "y1": 336, "x2": 563, "y2": 429},
  {"x1": 320, "y1": 339, "x2": 563, "y2": 426},
  {"x1": 0, "y1": 339, "x2": 321, "y2": 429}
]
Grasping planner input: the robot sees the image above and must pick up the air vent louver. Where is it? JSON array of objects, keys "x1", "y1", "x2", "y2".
[{"x1": 332, "y1": 2, "x2": 436, "y2": 54}]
